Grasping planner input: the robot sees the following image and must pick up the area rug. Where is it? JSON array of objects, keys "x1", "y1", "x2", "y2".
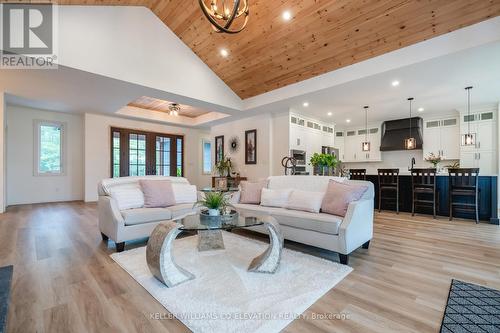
[
  {"x1": 440, "y1": 279, "x2": 500, "y2": 333},
  {"x1": 111, "y1": 232, "x2": 352, "y2": 333},
  {"x1": 0, "y1": 265, "x2": 13, "y2": 333}
]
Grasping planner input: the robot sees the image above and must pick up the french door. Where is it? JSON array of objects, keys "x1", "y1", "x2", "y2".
[{"x1": 111, "y1": 127, "x2": 183, "y2": 178}]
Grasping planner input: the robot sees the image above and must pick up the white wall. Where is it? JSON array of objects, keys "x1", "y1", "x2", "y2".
[
  {"x1": 84, "y1": 113, "x2": 210, "y2": 202},
  {"x1": 271, "y1": 112, "x2": 290, "y2": 176},
  {"x1": 0, "y1": 92, "x2": 5, "y2": 212},
  {"x1": 5, "y1": 105, "x2": 84, "y2": 205}
]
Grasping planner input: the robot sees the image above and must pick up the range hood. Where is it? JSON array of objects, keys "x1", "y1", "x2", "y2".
[{"x1": 380, "y1": 117, "x2": 423, "y2": 151}]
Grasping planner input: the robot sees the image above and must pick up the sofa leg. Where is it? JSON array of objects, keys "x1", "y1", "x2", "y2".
[
  {"x1": 339, "y1": 254, "x2": 349, "y2": 265},
  {"x1": 116, "y1": 242, "x2": 125, "y2": 252},
  {"x1": 101, "y1": 232, "x2": 109, "y2": 242},
  {"x1": 362, "y1": 240, "x2": 370, "y2": 249}
]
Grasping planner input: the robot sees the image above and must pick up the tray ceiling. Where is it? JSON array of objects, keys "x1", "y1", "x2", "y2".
[{"x1": 56, "y1": 1, "x2": 500, "y2": 99}]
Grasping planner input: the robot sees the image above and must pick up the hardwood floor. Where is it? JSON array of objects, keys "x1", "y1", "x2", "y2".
[{"x1": 1, "y1": 202, "x2": 499, "y2": 333}]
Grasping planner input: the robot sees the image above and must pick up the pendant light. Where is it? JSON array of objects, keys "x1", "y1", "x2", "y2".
[
  {"x1": 463, "y1": 86, "x2": 475, "y2": 146},
  {"x1": 404, "y1": 97, "x2": 416, "y2": 150},
  {"x1": 361, "y1": 106, "x2": 370, "y2": 151}
]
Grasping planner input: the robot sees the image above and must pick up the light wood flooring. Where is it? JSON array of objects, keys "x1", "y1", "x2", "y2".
[{"x1": 1, "y1": 202, "x2": 499, "y2": 333}]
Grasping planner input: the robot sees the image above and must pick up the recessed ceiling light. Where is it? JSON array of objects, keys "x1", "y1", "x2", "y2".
[
  {"x1": 418, "y1": 107, "x2": 424, "y2": 112},
  {"x1": 346, "y1": 119, "x2": 351, "y2": 123},
  {"x1": 391, "y1": 80, "x2": 400, "y2": 87},
  {"x1": 327, "y1": 112, "x2": 332, "y2": 116},
  {"x1": 303, "y1": 102, "x2": 309, "y2": 107},
  {"x1": 282, "y1": 10, "x2": 292, "y2": 21},
  {"x1": 220, "y1": 49, "x2": 229, "y2": 57}
]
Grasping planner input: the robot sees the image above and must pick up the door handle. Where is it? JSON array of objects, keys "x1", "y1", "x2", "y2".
[{"x1": 478, "y1": 153, "x2": 480, "y2": 160}]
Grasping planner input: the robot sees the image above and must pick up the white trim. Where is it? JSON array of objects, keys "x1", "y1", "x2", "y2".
[
  {"x1": 201, "y1": 139, "x2": 212, "y2": 175},
  {"x1": 33, "y1": 119, "x2": 66, "y2": 176}
]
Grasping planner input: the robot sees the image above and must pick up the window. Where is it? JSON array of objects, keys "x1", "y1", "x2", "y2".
[
  {"x1": 110, "y1": 127, "x2": 183, "y2": 178},
  {"x1": 35, "y1": 121, "x2": 64, "y2": 175},
  {"x1": 202, "y1": 140, "x2": 212, "y2": 175}
]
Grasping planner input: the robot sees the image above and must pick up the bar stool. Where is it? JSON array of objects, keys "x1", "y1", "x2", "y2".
[
  {"x1": 378, "y1": 169, "x2": 400, "y2": 214},
  {"x1": 448, "y1": 168, "x2": 480, "y2": 223},
  {"x1": 349, "y1": 169, "x2": 366, "y2": 180},
  {"x1": 411, "y1": 168, "x2": 438, "y2": 219}
]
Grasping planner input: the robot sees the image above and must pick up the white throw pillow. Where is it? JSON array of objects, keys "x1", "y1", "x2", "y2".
[
  {"x1": 172, "y1": 183, "x2": 198, "y2": 204},
  {"x1": 286, "y1": 190, "x2": 325, "y2": 213},
  {"x1": 260, "y1": 188, "x2": 292, "y2": 208},
  {"x1": 109, "y1": 186, "x2": 145, "y2": 210}
]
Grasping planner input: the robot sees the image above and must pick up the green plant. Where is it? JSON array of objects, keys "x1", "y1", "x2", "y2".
[
  {"x1": 193, "y1": 191, "x2": 231, "y2": 210},
  {"x1": 214, "y1": 156, "x2": 233, "y2": 176},
  {"x1": 309, "y1": 153, "x2": 339, "y2": 168},
  {"x1": 445, "y1": 161, "x2": 460, "y2": 169}
]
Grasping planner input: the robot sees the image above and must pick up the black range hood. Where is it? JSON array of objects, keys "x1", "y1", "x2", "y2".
[{"x1": 380, "y1": 117, "x2": 423, "y2": 151}]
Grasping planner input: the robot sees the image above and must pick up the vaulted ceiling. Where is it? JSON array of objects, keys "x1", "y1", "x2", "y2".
[{"x1": 55, "y1": 0, "x2": 500, "y2": 99}]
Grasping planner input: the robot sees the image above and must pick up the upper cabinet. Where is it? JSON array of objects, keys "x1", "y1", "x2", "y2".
[
  {"x1": 289, "y1": 113, "x2": 335, "y2": 153},
  {"x1": 423, "y1": 117, "x2": 459, "y2": 160},
  {"x1": 336, "y1": 125, "x2": 382, "y2": 162}
]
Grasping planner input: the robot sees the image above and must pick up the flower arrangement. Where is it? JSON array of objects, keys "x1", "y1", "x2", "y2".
[{"x1": 425, "y1": 152, "x2": 442, "y2": 168}]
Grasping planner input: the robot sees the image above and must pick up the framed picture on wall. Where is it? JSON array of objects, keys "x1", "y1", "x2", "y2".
[
  {"x1": 245, "y1": 129, "x2": 257, "y2": 164},
  {"x1": 215, "y1": 135, "x2": 224, "y2": 163}
]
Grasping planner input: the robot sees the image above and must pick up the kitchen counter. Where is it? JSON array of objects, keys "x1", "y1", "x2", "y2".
[{"x1": 363, "y1": 174, "x2": 498, "y2": 224}]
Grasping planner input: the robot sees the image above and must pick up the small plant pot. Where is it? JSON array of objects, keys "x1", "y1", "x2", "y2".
[{"x1": 208, "y1": 209, "x2": 220, "y2": 216}]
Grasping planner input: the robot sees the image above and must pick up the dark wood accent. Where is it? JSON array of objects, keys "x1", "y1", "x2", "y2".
[
  {"x1": 110, "y1": 127, "x2": 184, "y2": 178},
  {"x1": 338, "y1": 254, "x2": 349, "y2": 265},
  {"x1": 448, "y1": 168, "x2": 480, "y2": 224},
  {"x1": 411, "y1": 168, "x2": 438, "y2": 219},
  {"x1": 362, "y1": 241, "x2": 370, "y2": 249},
  {"x1": 350, "y1": 169, "x2": 367, "y2": 180},
  {"x1": 215, "y1": 135, "x2": 224, "y2": 163},
  {"x1": 101, "y1": 232, "x2": 109, "y2": 241},
  {"x1": 211, "y1": 176, "x2": 247, "y2": 188},
  {"x1": 378, "y1": 168, "x2": 400, "y2": 214},
  {"x1": 115, "y1": 242, "x2": 125, "y2": 252},
  {"x1": 245, "y1": 129, "x2": 257, "y2": 165}
]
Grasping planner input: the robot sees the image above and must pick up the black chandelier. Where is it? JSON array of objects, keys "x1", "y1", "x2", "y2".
[{"x1": 199, "y1": 0, "x2": 249, "y2": 34}]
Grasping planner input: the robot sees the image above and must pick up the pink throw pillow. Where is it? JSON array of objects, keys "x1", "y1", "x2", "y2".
[
  {"x1": 321, "y1": 180, "x2": 368, "y2": 217},
  {"x1": 240, "y1": 180, "x2": 267, "y2": 204},
  {"x1": 139, "y1": 180, "x2": 176, "y2": 208}
]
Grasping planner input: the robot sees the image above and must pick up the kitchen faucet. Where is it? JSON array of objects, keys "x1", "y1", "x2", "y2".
[{"x1": 409, "y1": 157, "x2": 416, "y2": 171}]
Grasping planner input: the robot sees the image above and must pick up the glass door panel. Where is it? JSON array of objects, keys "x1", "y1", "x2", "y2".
[
  {"x1": 129, "y1": 133, "x2": 147, "y2": 176},
  {"x1": 176, "y1": 138, "x2": 183, "y2": 177},
  {"x1": 155, "y1": 136, "x2": 171, "y2": 176},
  {"x1": 112, "y1": 131, "x2": 120, "y2": 178}
]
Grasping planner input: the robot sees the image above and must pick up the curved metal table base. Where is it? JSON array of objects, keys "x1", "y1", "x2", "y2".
[
  {"x1": 248, "y1": 217, "x2": 284, "y2": 274},
  {"x1": 146, "y1": 221, "x2": 195, "y2": 287}
]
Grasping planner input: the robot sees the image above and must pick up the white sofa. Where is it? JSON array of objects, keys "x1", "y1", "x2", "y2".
[
  {"x1": 98, "y1": 176, "x2": 198, "y2": 252},
  {"x1": 232, "y1": 176, "x2": 374, "y2": 264}
]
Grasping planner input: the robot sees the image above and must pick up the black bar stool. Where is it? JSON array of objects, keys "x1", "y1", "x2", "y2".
[
  {"x1": 411, "y1": 168, "x2": 438, "y2": 219},
  {"x1": 448, "y1": 168, "x2": 480, "y2": 223},
  {"x1": 378, "y1": 169, "x2": 400, "y2": 214},
  {"x1": 349, "y1": 169, "x2": 366, "y2": 180}
]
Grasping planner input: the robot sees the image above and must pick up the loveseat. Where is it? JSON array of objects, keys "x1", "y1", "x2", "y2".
[
  {"x1": 98, "y1": 176, "x2": 198, "y2": 252},
  {"x1": 232, "y1": 176, "x2": 374, "y2": 264}
]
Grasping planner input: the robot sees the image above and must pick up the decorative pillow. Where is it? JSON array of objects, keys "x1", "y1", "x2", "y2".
[
  {"x1": 321, "y1": 180, "x2": 368, "y2": 217},
  {"x1": 286, "y1": 190, "x2": 325, "y2": 213},
  {"x1": 139, "y1": 180, "x2": 176, "y2": 208},
  {"x1": 109, "y1": 186, "x2": 144, "y2": 210},
  {"x1": 239, "y1": 180, "x2": 267, "y2": 204},
  {"x1": 171, "y1": 183, "x2": 198, "y2": 204},
  {"x1": 260, "y1": 188, "x2": 292, "y2": 208}
]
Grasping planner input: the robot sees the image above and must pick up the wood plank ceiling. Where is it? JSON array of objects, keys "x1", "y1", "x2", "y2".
[{"x1": 55, "y1": 1, "x2": 500, "y2": 99}]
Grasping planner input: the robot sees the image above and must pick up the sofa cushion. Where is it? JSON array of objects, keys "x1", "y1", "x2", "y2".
[
  {"x1": 140, "y1": 179, "x2": 176, "y2": 208},
  {"x1": 121, "y1": 208, "x2": 172, "y2": 226},
  {"x1": 260, "y1": 188, "x2": 292, "y2": 208},
  {"x1": 110, "y1": 186, "x2": 144, "y2": 210},
  {"x1": 321, "y1": 180, "x2": 368, "y2": 217},
  {"x1": 168, "y1": 204, "x2": 197, "y2": 219},
  {"x1": 171, "y1": 183, "x2": 198, "y2": 204},
  {"x1": 240, "y1": 180, "x2": 267, "y2": 204},
  {"x1": 286, "y1": 189, "x2": 324, "y2": 213},
  {"x1": 234, "y1": 203, "x2": 343, "y2": 235}
]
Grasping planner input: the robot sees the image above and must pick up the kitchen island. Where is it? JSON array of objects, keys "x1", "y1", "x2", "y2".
[{"x1": 364, "y1": 174, "x2": 498, "y2": 224}]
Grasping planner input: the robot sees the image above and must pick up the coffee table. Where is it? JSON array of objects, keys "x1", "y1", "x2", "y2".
[{"x1": 146, "y1": 212, "x2": 283, "y2": 287}]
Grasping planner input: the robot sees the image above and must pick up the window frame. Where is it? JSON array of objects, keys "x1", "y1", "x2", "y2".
[
  {"x1": 34, "y1": 120, "x2": 66, "y2": 176},
  {"x1": 201, "y1": 139, "x2": 212, "y2": 175}
]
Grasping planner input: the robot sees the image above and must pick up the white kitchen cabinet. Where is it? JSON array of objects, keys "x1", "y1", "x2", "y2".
[
  {"x1": 344, "y1": 130, "x2": 358, "y2": 162},
  {"x1": 423, "y1": 117, "x2": 459, "y2": 160},
  {"x1": 334, "y1": 131, "x2": 345, "y2": 161},
  {"x1": 367, "y1": 127, "x2": 382, "y2": 161},
  {"x1": 460, "y1": 151, "x2": 496, "y2": 175}
]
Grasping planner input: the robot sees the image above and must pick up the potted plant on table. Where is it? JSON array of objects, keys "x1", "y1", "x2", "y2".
[
  {"x1": 425, "y1": 152, "x2": 442, "y2": 169},
  {"x1": 309, "y1": 153, "x2": 339, "y2": 176},
  {"x1": 214, "y1": 156, "x2": 233, "y2": 177},
  {"x1": 193, "y1": 191, "x2": 231, "y2": 216}
]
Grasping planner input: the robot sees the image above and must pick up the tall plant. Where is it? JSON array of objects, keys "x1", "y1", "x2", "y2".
[
  {"x1": 214, "y1": 156, "x2": 233, "y2": 176},
  {"x1": 310, "y1": 153, "x2": 339, "y2": 176}
]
